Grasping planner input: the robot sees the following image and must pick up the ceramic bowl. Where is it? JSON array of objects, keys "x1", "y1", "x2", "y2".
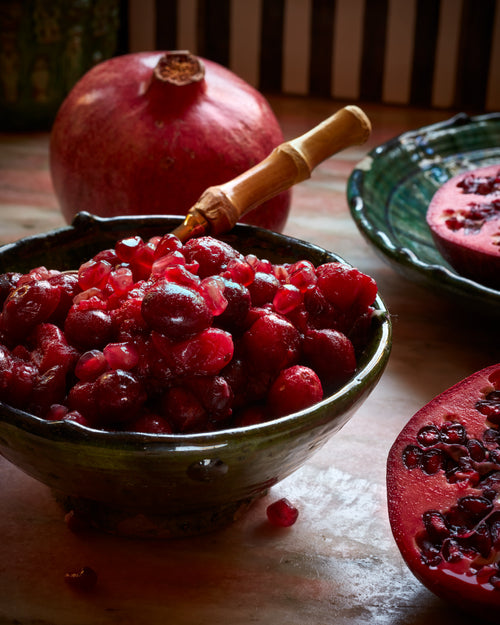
[
  {"x1": 347, "y1": 112, "x2": 500, "y2": 318},
  {"x1": 0, "y1": 213, "x2": 391, "y2": 537}
]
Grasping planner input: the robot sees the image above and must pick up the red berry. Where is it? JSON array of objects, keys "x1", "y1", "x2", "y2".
[
  {"x1": 266, "y1": 498, "x2": 299, "y2": 527},
  {"x1": 247, "y1": 271, "x2": 280, "y2": 306},
  {"x1": 94, "y1": 369, "x2": 146, "y2": 425},
  {"x1": 268, "y1": 365, "x2": 323, "y2": 417},
  {"x1": 64, "y1": 307, "x2": 114, "y2": 350},
  {"x1": 243, "y1": 312, "x2": 300, "y2": 372},
  {"x1": 170, "y1": 328, "x2": 234, "y2": 376},
  {"x1": 316, "y1": 262, "x2": 377, "y2": 312},
  {"x1": 183, "y1": 236, "x2": 242, "y2": 278},
  {"x1": 302, "y1": 328, "x2": 357, "y2": 391},
  {"x1": 141, "y1": 280, "x2": 213, "y2": 341},
  {"x1": 1, "y1": 280, "x2": 61, "y2": 344},
  {"x1": 75, "y1": 350, "x2": 108, "y2": 381}
]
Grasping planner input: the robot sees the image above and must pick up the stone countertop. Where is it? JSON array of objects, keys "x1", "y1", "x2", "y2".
[{"x1": 0, "y1": 96, "x2": 498, "y2": 625}]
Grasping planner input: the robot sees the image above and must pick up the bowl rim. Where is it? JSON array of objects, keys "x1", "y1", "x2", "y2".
[{"x1": 0, "y1": 213, "x2": 392, "y2": 449}]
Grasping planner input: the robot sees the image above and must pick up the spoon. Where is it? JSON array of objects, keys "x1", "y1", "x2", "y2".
[{"x1": 171, "y1": 105, "x2": 371, "y2": 242}]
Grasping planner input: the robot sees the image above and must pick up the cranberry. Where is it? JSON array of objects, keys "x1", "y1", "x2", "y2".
[
  {"x1": 268, "y1": 365, "x2": 323, "y2": 417},
  {"x1": 129, "y1": 411, "x2": 173, "y2": 434},
  {"x1": 183, "y1": 236, "x2": 242, "y2": 278},
  {"x1": 187, "y1": 375, "x2": 233, "y2": 421},
  {"x1": 242, "y1": 312, "x2": 300, "y2": 372},
  {"x1": 302, "y1": 328, "x2": 357, "y2": 390},
  {"x1": 75, "y1": 350, "x2": 108, "y2": 381},
  {"x1": 141, "y1": 280, "x2": 213, "y2": 341},
  {"x1": 162, "y1": 385, "x2": 207, "y2": 432},
  {"x1": 316, "y1": 262, "x2": 377, "y2": 313},
  {"x1": 214, "y1": 278, "x2": 251, "y2": 331},
  {"x1": 94, "y1": 369, "x2": 146, "y2": 424},
  {"x1": 31, "y1": 323, "x2": 79, "y2": 374},
  {"x1": 247, "y1": 271, "x2": 280, "y2": 306},
  {"x1": 266, "y1": 498, "x2": 299, "y2": 527},
  {"x1": 64, "y1": 307, "x2": 114, "y2": 350},
  {"x1": 169, "y1": 328, "x2": 234, "y2": 376},
  {"x1": 1, "y1": 280, "x2": 61, "y2": 344}
]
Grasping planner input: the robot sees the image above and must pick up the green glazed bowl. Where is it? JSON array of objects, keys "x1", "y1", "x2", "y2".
[
  {"x1": 0, "y1": 213, "x2": 391, "y2": 537},
  {"x1": 347, "y1": 112, "x2": 500, "y2": 317}
]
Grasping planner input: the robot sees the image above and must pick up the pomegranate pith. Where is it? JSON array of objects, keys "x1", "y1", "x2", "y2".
[{"x1": 387, "y1": 364, "x2": 500, "y2": 619}]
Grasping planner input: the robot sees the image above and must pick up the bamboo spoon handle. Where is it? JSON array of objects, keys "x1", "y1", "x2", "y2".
[{"x1": 172, "y1": 105, "x2": 371, "y2": 242}]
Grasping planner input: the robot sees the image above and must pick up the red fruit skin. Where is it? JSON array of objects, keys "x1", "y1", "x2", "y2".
[
  {"x1": 268, "y1": 365, "x2": 323, "y2": 417},
  {"x1": 426, "y1": 165, "x2": 500, "y2": 288},
  {"x1": 50, "y1": 52, "x2": 290, "y2": 232},
  {"x1": 387, "y1": 364, "x2": 500, "y2": 619}
]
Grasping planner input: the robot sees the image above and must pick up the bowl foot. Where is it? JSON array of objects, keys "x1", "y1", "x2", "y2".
[{"x1": 54, "y1": 491, "x2": 265, "y2": 538}]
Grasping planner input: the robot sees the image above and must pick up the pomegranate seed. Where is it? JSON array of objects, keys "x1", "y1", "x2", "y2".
[
  {"x1": 200, "y1": 276, "x2": 228, "y2": 316},
  {"x1": 402, "y1": 445, "x2": 422, "y2": 469},
  {"x1": 64, "y1": 566, "x2": 98, "y2": 591},
  {"x1": 150, "y1": 250, "x2": 187, "y2": 278},
  {"x1": 288, "y1": 260, "x2": 317, "y2": 291},
  {"x1": 441, "y1": 422, "x2": 467, "y2": 444},
  {"x1": 266, "y1": 498, "x2": 299, "y2": 527},
  {"x1": 153, "y1": 233, "x2": 182, "y2": 258},
  {"x1": 416, "y1": 425, "x2": 441, "y2": 447},
  {"x1": 107, "y1": 266, "x2": 134, "y2": 296},
  {"x1": 115, "y1": 236, "x2": 143, "y2": 262},
  {"x1": 78, "y1": 259, "x2": 112, "y2": 290},
  {"x1": 103, "y1": 342, "x2": 139, "y2": 371},
  {"x1": 224, "y1": 258, "x2": 255, "y2": 286},
  {"x1": 273, "y1": 284, "x2": 303, "y2": 315},
  {"x1": 75, "y1": 350, "x2": 108, "y2": 381}
]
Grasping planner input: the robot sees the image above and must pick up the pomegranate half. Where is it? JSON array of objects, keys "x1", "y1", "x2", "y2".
[
  {"x1": 387, "y1": 364, "x2": 500, "y2": 619},
  {"x1": 50, "y1": 51, "x2": 290, "y2": 231},
  {"x1": 426, "y1": 165, "x2": 500, "y2": 289}
]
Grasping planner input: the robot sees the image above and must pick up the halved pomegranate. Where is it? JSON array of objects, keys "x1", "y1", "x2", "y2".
[
  {"x1": 426, "y1": 165, "x2": 500, "y2": 289},
  {"x1": 387, "y1": 364, "x2": 500, "y2": 619}
]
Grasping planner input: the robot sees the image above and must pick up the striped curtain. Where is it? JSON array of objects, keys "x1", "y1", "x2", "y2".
[{"x1": 126, "y1": 0, "x2": 500, "y2": 112}]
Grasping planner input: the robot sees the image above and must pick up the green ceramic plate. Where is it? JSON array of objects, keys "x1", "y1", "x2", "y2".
[{"x1": 347, "y1": 112, "x2": 500, "y2": 317}]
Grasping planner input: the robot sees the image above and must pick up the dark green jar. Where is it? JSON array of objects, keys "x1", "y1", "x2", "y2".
[{"x1": 0, "y1": 0, "x2": 120, "y2": 131}]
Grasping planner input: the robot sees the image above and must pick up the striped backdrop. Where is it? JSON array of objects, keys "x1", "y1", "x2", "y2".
[{"x1": 126, "y1": 0, "x2": 500, "y2": 112}]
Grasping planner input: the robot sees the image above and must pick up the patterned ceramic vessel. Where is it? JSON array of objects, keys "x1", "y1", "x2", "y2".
[
  {"x1": 0, "y1": 214, "x2": 391, "y2": 537},
  {"x1": 347, "y1": 112, "x2": 500, "y2": 318},
  {"x1": 0, "y1": 0, "x2": 120, "y2": 131}
]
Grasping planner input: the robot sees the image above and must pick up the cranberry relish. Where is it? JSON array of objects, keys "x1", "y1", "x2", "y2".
[{"x1": 0, "y1": 235, "x2": 377, "y2": 434}]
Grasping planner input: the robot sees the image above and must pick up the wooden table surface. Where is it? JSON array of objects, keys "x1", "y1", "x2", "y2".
[{"x1": 0, "y1": 96, "x2": 498, "y2": 625}]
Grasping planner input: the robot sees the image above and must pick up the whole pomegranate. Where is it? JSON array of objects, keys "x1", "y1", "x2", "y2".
[
  {"x1": 426, "y1": 164, "x2": 500, "y2": 289},
  {"x1": 387, "y1": 364, "x2": 500, "y2": 620},
  {"x1": 49, "y1": 51, "x2": 290, "y2": 231}
]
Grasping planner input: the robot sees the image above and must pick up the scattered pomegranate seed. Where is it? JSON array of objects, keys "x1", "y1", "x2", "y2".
[
  {"x1": 64, "y1": 566, "x2": 98, "y2": 591},
  {"x1": 266, "y1": 498, "x2": 299, "y2": 527}
]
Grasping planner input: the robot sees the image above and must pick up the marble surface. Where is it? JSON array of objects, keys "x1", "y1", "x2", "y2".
[{"x1": 0, "y1": 96, "x2": 499, "y2": 624}]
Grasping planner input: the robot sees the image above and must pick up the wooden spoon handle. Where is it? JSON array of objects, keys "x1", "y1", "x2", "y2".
[{"x1": 172, "y1": 105, "x2": 371, "y2": 242}]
